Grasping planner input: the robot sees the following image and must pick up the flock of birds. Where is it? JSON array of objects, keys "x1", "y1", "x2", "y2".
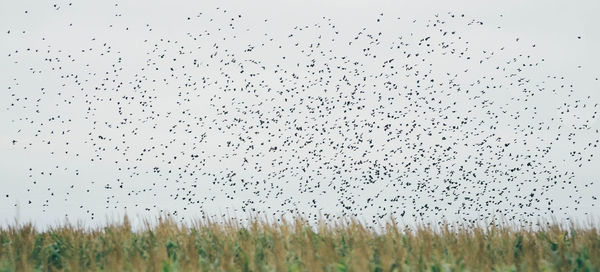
[{"x1": 3, "y1": 3, "x2": 599, "y2": 226}]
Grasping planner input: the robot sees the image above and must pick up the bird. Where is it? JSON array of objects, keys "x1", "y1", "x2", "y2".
[{"x1": 2, "y1": 4, "x2": 599, "y2": 227}]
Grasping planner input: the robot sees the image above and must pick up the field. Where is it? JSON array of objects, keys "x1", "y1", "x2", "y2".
[{"x1": 0, "y1": 216, "x2": 598, "y2": 271}]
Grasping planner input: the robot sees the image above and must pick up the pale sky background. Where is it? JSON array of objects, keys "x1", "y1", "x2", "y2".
[{"x1": 1, "y1": 0, "x2": 600, "y2": 228}]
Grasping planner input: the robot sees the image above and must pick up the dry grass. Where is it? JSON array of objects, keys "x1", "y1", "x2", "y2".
[{"x1": 0, "y1": 216, "x2": 598, "y2": 271}]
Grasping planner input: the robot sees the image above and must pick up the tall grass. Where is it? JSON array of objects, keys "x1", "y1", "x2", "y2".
[{"x1": 0, "y1": 216, "x2": 598, "y2": 271}]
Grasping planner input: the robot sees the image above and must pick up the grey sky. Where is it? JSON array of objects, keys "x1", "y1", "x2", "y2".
[{"x1": 1, "y1": 0, "x2": 600, "y2": 228}]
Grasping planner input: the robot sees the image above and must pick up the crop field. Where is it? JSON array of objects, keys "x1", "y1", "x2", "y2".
[{"x1": 0, "y1": 217, "x2": 598, "y2": 272}]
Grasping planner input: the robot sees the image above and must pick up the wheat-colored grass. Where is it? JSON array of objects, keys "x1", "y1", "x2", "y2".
[{"x1": 0, "y1": 216, "x2": 598, "y2": 271}]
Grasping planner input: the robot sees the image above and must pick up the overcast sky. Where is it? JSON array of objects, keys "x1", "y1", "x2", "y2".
[{"x1": 2, "y1": 0, "x2": 600, "y2": 228}]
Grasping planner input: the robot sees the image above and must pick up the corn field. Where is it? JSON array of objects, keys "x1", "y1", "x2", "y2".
[{"x1": 0, "y1": 216, "x2": 598, "y2": 271}]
